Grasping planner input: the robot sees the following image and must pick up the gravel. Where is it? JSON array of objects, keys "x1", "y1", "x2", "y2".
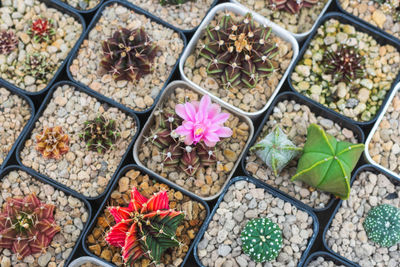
[
  {"x1": 20, "y1": 84, "x2": 137, "y2": 197},
  {"x1": 245, "y1": 99, "x2": 358, "y2": 209},
  {"x1": 326, "y1": 170, "x2": 400, "y2": 267},
  {"x1": 0, "y1": 169, "x2": 88, "y2": 267},
  {"x1": 307, "y1": 256, "x2": 346, "y2": 267},
  {"x1": 69, "y1": 3, "x2": 184, "y2": 112},
  {"x1": 0, "y1": 87, "x2": 31, "y2": 166},
  {"x1": 198, "y1": 180, "x2": 314, "y2": 267},
  {"x1": 60, "y1": 0, "x2": 100, "y2": 10}
]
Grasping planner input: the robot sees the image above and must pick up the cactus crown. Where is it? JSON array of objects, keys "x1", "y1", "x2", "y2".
[
  {"x1": 0, "y1": 30, "x2": 18, "y2": 55},
  {"x1": 159, "y1": 0, "x2": 193, "y2": 5},
  {"x1": 101, "y1": 27, "x2": 159, "y2": 82},
  {"x1": 105, "y1": 187, "x2": 184, "y2": 264},
  {"x1": 251, "y1": 126, "x2": 302, "y2": 176},
  {"x1": 269, "y1": 0, "x2": 319, "y2": 14},
  {"x1": 35, "y1": 126, "x2": 69, "y2": 160},
  {"x1": 80, "y1": 115, "x2": 120, "y2": 154},
  {"x1": 0, "y1": 193, "x2": 60, "y2": 259},
  {"x1": 24, "y1": 53, "x2": 56, "y2": 82},
  {"x1": 199, "y1": 12, "x2": 278, "y2": 89},
  {"x1": 363, "y1": 204, "x2": 400, "y2": 247},
  {"x1": 241, "y1": 217, "x2": 283, "y2": 262},
  {"x1": 27, "y1": 18, "x2": 56, "y2": 43}
]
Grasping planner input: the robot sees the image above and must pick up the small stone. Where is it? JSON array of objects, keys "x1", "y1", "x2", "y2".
[
  {"x1": 118, "y1": 177, "x2": 130, "y2": 192},
  {"x1": 218, "y1": 245, "x2": 232, "y2": 256},
  {"x1": 38, "y1": 252, "x2": 51, "y2": 267},
  {"x1": 233, "y1": 210, "x2": 244, "y2": 222},
  {"x1": 372, "y1": 10, "x2": 387, "y2": 28},
  {"x1": 360, "y1": 79, "x2": 373, "y2": 90},
  {"x1": 217, "y1": 229, "x2": 228, "y2": 243},
  {"x1": 101, "y1": 249, "x2": 112, "y2": 261},
  {"x1": 1, "y1": 257, "x2": 11, "y2": 267}
]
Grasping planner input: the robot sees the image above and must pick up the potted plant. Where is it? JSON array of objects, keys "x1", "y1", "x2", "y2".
[
  {"x1": 69, "y1": 256, "x2": 113, "y2": 267},
  {"x1": 83, "y1": 164, "x2": 210, "y2": 267},
  {"x1": 304, "y1": 251, "x2": 354, "y2": 266},
  {"x1": 16, "y1": 81, "x2": 139, "y2": 200},
  {"x1": 67, "y1": 0, "x2": 186, "y2": 114},
  {"x1": 193, "y1": 176, "x2": 318, "y2": 267},
  {"x1": 55, "y1": 0, "x2": 103, "y2": 13},
  {"x1": 0, "y1": 165, "x2": 91, "y2": 267},
  {"x1": 230, "y1": 0, "x2": 333, "y2": 40},
  {"x1": 0, "y1": 83, "x2": 35, "y2": 169},
  {"x1": 289, "y1": 12, "x2": 400, "y2": 124},
  {"x1": 324, "y1": 165, "x2": 400, "y2": 266},
  {"x1": 0, "y1": 0, "x2": 85, "y2": 95},
  {"x1": 133, "y1": 80, "x2": 253, "y2": 201},
  {"x1": 179, "y1": 3, "x2": 299, "y2": 119}
]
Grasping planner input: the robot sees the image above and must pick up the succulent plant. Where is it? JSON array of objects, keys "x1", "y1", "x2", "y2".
[
  {"x1": 269, "y1": 0, "x2": 319, "y2": 14},
  {"x1": 105, "y1": 187, "x2": 184, "y2": 264},
  {"x1": 0, "y1": 193, "x2": 60, "y2": 259},
  {"x1": 80, "y1": 115, "x2": 120, "y2": 154},
  {"x1": 199, "y1": 12, "x2": 278, "y2": 89},
  {"x1": 377, "y1": 0, "x2": 400, "y2": 22},
  {"x1": 0, "y1": 30, "x2": 18, "y2": 55},
  {"x1": 24, "y1": 53, "x2": 55, "y2": 82},
  {"x1": 35, "y1": 126, "x2": 69, "y2": 160},
  {"x1": 251, "y1": 126, "x2": 302, "y2": 176},
  {"x1": 27, "y1": 18, "x2": 56, "y2": 43},
  {"x1": 363, "y1": 204, "x2": 400, "y2": 247},
  {"x1": 101, "y1": 27, "x2": 159, "y2": 82},
  {"x1": 159, "y1": 0, "x2": 193, "y2": 5},
  {"x1": 241, "y1": 217, "x2": 283, "y2": 262},
  {"x1": 291, "y1": 124, "x2": 364, "y2": 200}
]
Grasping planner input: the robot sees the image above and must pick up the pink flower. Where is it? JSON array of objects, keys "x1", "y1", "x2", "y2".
[{"x1": 175, "y1": 95, "x2": 233, "y2": 147}]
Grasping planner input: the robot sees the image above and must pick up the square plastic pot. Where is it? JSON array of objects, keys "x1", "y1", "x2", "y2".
[
  {"x1": 15, "y1": 80, "x2": 140, "y2": 202},
  {"x1": 241, "y1": 91, "x2": 365, "y2": 213},
  {"x1": 365, "y1": 82, "x2": 400, "y2": 181},
  {"x1": 81, "y1": 164, "x2": 211, "y2": 267},
  {"x1": 179, "y1": 2, "x2": 299, "y2": 120},
  {"x1": 287, "y1": 12, "x2": 400, "y2": 127},
  {"x1": 303, "y1": 251, "x2": 356, "y2": 267},
  {"x1": 66, "y1": 0, "x2": 187, "y2": 116},
  {"x1": 69, "y1": 256, "x2": 114, "y2": 267},
  {"x1": 133, "y1": 80, "x2": 254, "y2": 201},
  {"x1": 0, "y1": 165, "x2": 92, "y2": 267},
  {"x1": 192, "y1": 176, "x2": 319, "y2": 267},
  {"x1": 230, "y1": 0, "x2": 333, "y2": 41}
]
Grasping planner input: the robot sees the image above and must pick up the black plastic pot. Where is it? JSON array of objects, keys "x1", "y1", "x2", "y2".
[
  {"x1": 52, "y1": 0, "x2": 104, "y2": 15},
  {"x1": 66, "y1": 0, "x2": 187, "y2": 116},
  {"x1": 193, "y1": 176, "x2": 319, "y2": 267},
  {"x1": 0, "y1": 165, "x2": 92, "y2": 267},
  {"x1": 14, "y1": 80, "x2": 140, "y2": 202},
  {"x1": 0, "y1": 81, "x2": 36, "y2": 170},
  {"x1": 302, "y1": 251, "x2": 356, "y2": 267},
  {"x1": 241, "y1": 91, "x2": 365, "y2": 213},
  {"x1": 0, "y1": 0, "x2": 86, "y2": 97},
  {"x1": 287, "y1": 12, "x2": 400, "y2": 126},
  {"x1": 322, "y1": 164, "x2": 400, "y2": 267},
  {"x1": 81, "y1": 164, "x2": 211, "y2": 267}
]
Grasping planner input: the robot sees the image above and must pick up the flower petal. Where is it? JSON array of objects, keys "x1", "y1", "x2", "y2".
[
  {"x1": 184, "y1": 102, "x2": 197, "y2": 122},
  {"x1": 197, "y1": 95, "x2": 211, "y2": 122},
  {"x1": 175, "y1": 104, "x2": 189, "y2": 121},
  {"x1": 215, "y1": 127, "x2": 233, "y2": 138},
  {"x1": 175, "y1": 125, "x2": 192, "y2": 136},
  {"x1": 208, "y1": 103, "x2": 221, "y2": 119},
  {"x1": 184, "y1": 134, "x2": 194, "y2": 145},
  {"x1": 211, "y1": 112, "x2": 230, "y2": 125}
]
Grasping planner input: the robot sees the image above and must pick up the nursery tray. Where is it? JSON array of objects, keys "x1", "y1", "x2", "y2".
[
  {"x1": 0, "y1": 165, "x2": 92, "y2": 267},
  {"x1": 303, "y1": 251, "x2": 356, "y2": 267},
  {"x1": 66, "y1": 0, "x2": 187, "y2": 115},
  {"x1": 69, "y1": 256, "x2": 113, "y2": 267},
  {"x1": 179, "y1": 2, "x2": 299, "y2": 120},
  {"x1": 81, "y1": 164, "x2": 211, "y2": 267},
  {"x1": 192, "y1": 176, "x2": 319, "y2": 267},
  {"x1": 287, "y1": 12, "x2": 400, "y2": 126},
  {"x1": 133, "y1": 80, "x2": 254, "y2": 201},
  {"x1": 241, "y1": 91, "x2": 365, "y2": 213},
  {"x1": 15, "y1": 80, "x2": 140, "y2": 202}
]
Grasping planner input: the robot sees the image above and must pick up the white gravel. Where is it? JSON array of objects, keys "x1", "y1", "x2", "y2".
[{"x1": 307, "y1": 256, "x2": 346, "y2": 267}]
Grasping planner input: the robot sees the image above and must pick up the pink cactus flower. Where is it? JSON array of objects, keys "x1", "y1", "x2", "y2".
[{"x1": 175, "y1": 95, "x2": 233, "y2": 147}]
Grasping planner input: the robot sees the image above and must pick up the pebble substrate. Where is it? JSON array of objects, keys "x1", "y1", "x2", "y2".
[
  {"x1": 60, "y1": 0, "x2": 100, "y2": 11},
  {"x1": 308, "y1": 256, "x2": 346, "y2": 267}
]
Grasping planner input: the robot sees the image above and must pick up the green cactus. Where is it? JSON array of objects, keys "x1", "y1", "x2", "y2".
[
  {"x1": 241, "y1": 218, "x2": 283, "y2": 262},
  {"x1": 291, "y1": 124, "x2": 364, "y2": 200},
  {"x1": 159, "y1": 0, "x2": 193, "y2": 5},
  {"x1": 363, "y1": 204, "x2": 400, "y2": 247},
  {"x1": 251, "y1": 126, "x2": 302, "y2": 176}
]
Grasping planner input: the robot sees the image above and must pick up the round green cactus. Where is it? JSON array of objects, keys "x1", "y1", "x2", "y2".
[
  {"x1": 240, "y1": 218, "x2": 283, "y2": 262},
  {"x1": 363, "y1": 204, "x2": 400, "y2": 247}
]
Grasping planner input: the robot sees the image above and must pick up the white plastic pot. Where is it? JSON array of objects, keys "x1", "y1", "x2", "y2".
[
  {"x1": 179, "y1": 2, "x2": 299, "y2": 120},
  {"x1": 69, "y1": 256, "x2": 113, "y2": 267}
]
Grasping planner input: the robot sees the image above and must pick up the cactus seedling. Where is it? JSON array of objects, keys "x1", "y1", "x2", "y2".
[
  {"x1": 363, "y1": 204, "x2": 400, "y2": 247},
  {"x1": 291, "y1": 124, "x2": 364, "y2": 200},
  {"x1": 105, "y1": 187, "x2": 184, "y2": 264},
  {"x1": 0, "y1": 30, "x2": 18, "y2": 55},
  {"x1": 28, "y1": 18, "x2": 56, "y2": 43},
  {"x1": 241, "y1": 218, "x2": 283, "y2": 262},
  {"x1": 269, "y1": 0, "x2": 319, "y2": 14},
  {"x1": 250, "y1": 126, "x2": 302, "y2": 176},
  {"x1": 24, "y1": 53, "x2": 56, "y2": 82},
  {"x1": 0, "y1": 193, "x2": 60, "y2": 259},
  {"x1": 35, "y1": 126, "x2": 69, "y2": 160},
  {"x1": 159, "y1": 0, "x2": 193, "y2": 5}
]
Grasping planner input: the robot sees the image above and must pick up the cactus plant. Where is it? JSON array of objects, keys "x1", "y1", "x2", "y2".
[
  {"x1": 269, "y1": 0, "x2": 319, "y2": 14},
  {"x1": 199, "y1": 12, "x2": 278, "y2": 89},
  {"x1": 376, "y1": 0, "x2": 400, "y2": 22},
  {"x1": 250, "y1": 126, "x2": 302, "y2": 176},
  {"x1": 24, "y1": 53, "x2": 56, "y2": 82},
  {"x1": 35, "y1": 126, "x2": 69, "y2": 160},
  {"x1": 80, "y1": 115, "x2": 120, "y2": 154},
  {"x1": 241, "y1": 217, "x2": 283, "y2": 262},
  {"x1": 291, "y1": 124, "x2": 364, "y2": 199},
  {"x1": 105, "y1": 187, "x2": 184, "y2": 264},
  {"x1": 0, "y1": 30, "x2": 18, "y2": 55},
  {"x1": 27, "y1": 18, "x2": 56, "y2": 43},
  {"x1": 0, "y1": 193, "x2": 60, "y2": 259},
  {"x1": 101, "y1": 27, "x2": 159, "y2": 82},
  {"x1": 159, "y1": 0, "x2": 193, "y2": 5},
  {"x1": 363, "y1": 204, "x2": 400, "y2": 247}
]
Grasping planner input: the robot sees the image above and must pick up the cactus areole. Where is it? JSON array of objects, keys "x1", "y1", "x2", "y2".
[
  {"x1": 291, "y1": 124, "x2": 364, "y2": 200},
  {"x1": 105, "y1": 187, "x2": 184, "y2": 265}
]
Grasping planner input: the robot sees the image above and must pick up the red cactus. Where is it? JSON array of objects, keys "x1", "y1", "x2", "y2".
[
  {"x1": 105, "y1": 187, "x2": 184, "y2": 265},
  {"x1": 28, "y1": 18, "x2": 56, "y2": 43},
  {"x1": 0, "y1": 194, "x2": 60, "y2": 259}
]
